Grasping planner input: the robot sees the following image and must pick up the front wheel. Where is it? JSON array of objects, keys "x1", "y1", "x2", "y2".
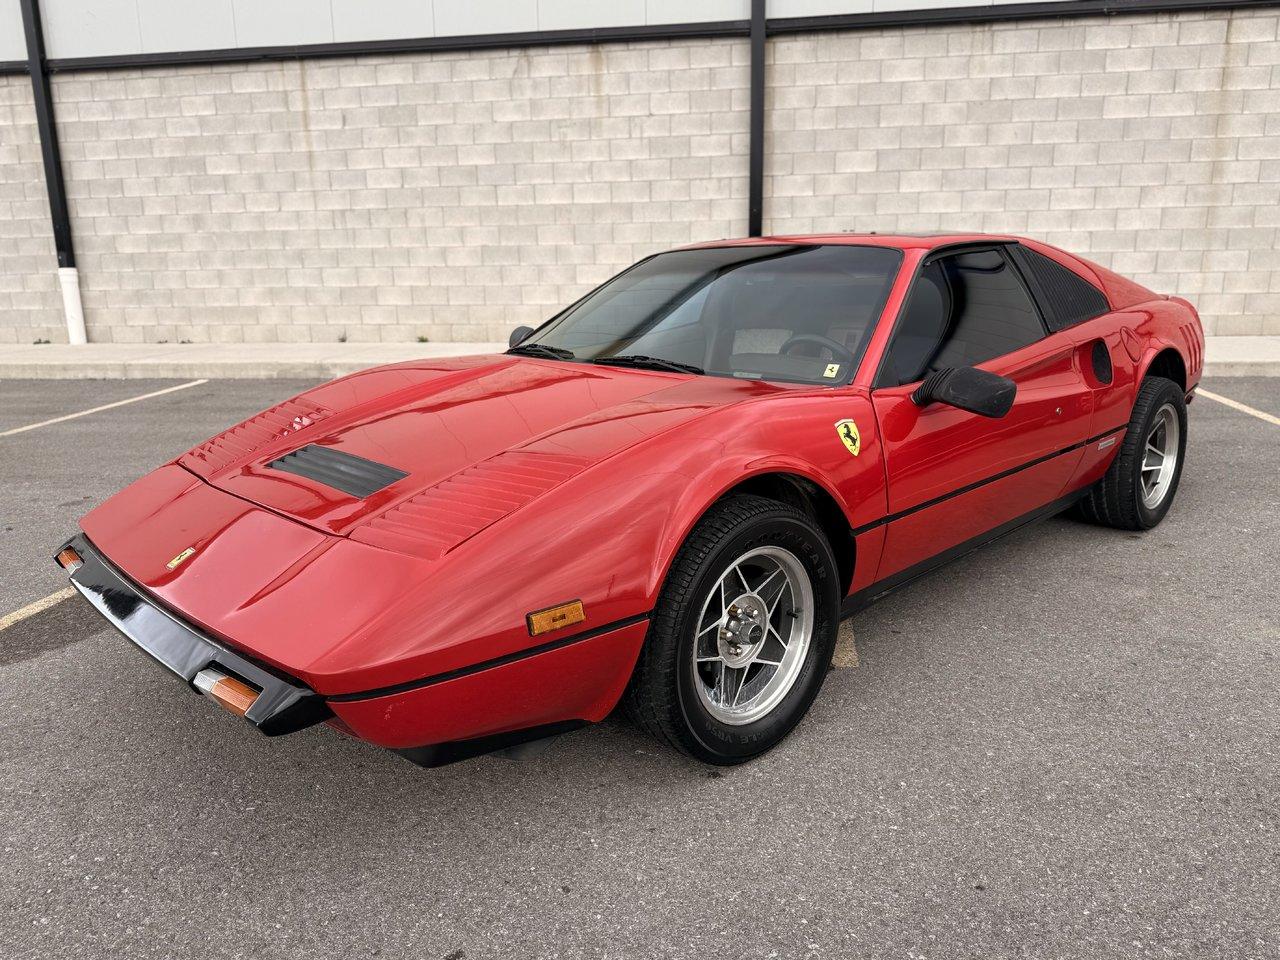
[
  {"x1": 1074, "y1": 375, "x2": 1188, "y2": 530},
  {"x1": 624, "y1": 495, "x2": 839, "y2": 764}
]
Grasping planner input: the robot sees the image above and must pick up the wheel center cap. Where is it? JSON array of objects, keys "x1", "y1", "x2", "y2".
[{"x1": 719, "y1": 594, "x2": 767, "y2": 668}]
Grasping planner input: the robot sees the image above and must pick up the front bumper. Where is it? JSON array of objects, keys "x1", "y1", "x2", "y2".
[{"x1": 56, "y1": 533, "x2": 330, "y2": 736}]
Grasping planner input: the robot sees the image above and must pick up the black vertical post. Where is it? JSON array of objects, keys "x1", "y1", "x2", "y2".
[
  {"x1": 21, "y1": 0, "x2": 75, "y2": 269},
  {"x1": 747, "y1": 0, "x2": 766, "y2": 237}
]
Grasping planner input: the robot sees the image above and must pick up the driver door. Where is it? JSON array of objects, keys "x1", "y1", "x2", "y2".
[{"x1": 870, "y1": 246, "x2": 1093, "y2": 583}]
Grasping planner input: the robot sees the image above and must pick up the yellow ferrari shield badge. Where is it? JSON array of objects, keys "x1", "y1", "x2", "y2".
[{"x1": 835, "y1": 419, "x2": 860, "y2": 457}]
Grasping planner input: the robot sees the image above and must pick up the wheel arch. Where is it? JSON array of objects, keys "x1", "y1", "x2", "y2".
[
  {"x1": 720, "y1": 473, "x2": 857, "y2": 598},
  {"x1": 653, "y1": 466, "x2": 858, "y2": 604},
  {"x1": 1140, "y1": 345, "x2": 1187, "y2": 392}
]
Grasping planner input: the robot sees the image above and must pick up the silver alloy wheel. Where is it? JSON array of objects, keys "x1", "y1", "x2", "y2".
[
  {"x1": 692, "y1": 545, "x2": 814, "y2": 726},
  {"x1": 1140, "y1": 402, "x2": 1180, "y2": 509}
]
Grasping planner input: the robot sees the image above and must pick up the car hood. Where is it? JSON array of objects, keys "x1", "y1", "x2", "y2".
[
  {"x1": 178, "y1": 355, "x2": 767, "y2": 550},
  {"x1": 80, "y1": 357, "x2": 807, "y2": 690}
]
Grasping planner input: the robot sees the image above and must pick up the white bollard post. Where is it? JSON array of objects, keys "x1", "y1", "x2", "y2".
[{"x1": 57, "y1": 266, "x2": 87, "y2": 345}]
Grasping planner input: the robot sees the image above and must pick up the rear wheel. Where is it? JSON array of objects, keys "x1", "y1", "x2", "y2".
[
  {"x1": 1074, "y1": 376, "x2": 1187, "y2": 530},
  {"x1": 624, "y1": 495, "x2": 839, "y2": 764}
]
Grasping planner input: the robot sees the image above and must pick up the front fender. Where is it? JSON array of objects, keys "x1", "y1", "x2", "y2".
[{"x1": 308, "y1": 393, "x2": 886, "y2": 696}]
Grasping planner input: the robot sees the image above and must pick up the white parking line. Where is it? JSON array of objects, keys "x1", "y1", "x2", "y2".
[
  {"x1": 0, "y1": 379, "x2": 209, "y2": 438},
  {"x1": 1198, "y1": 388, "x2": 1280, "y2": 427},
  {"x1": 0, "y1": 587, "x2": 75, "y2": 634}
]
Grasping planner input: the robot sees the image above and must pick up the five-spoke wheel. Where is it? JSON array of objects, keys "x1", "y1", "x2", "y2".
[
  {"x1": 624, "y1": 494, "x2": 839, "y2": 765},
  {"x1": 1074, "y1": 375, "x2": 1187, "y2": 530},
  {"x1": 1140, "y1": 402, "x2": 1180, "y2": 510}
]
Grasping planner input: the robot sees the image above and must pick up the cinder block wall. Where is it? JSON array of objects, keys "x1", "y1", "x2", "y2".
[
  {"x1": 766, "y1": 9, "x2": 1280, "y2": 336},
  {"x1": 3, "y1": 7, "x2": 1279, "y2": 344},
  {"x1": 0, "y1": 76, "x2": 62, "y2": 346},
  {"x1": 49, "y1": 40, "x2": 750, "y2": 344}
]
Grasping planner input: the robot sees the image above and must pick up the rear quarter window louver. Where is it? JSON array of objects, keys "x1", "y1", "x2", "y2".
[
  {"x1": 1016, "y1": 247, "x2": 1111, "y2": 332},
  {"x1": 266, "y1": 445, "x2": 409, "y2": 499}
]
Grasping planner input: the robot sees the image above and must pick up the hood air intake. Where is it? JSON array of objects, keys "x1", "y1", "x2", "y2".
[{"x1": 267, "y1": 445, "x2": 408, "y2": 498}]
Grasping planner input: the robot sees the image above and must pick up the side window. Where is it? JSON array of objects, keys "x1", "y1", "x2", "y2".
[
  {"x1": 880, "y1": 248, "x2": 1046, "y2": 387},
  {"x1": 1012, "y1": 246, "x2": 1111, "y2": 331}
]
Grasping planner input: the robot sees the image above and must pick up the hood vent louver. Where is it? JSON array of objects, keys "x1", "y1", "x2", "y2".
[
  {"x1": 181, "y1": 398, "x2": 332, "y2": 476},
  {"x1": 266, "y1": 445, "x2": 408, "y2": 498},
  {"x1": 350, "y1": 450, "x2": 591, "y2": 560}
]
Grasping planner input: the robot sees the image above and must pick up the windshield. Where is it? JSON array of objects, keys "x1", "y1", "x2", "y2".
[{"x1": 516, "y1": 244, "x2": 903, "y2": 385}]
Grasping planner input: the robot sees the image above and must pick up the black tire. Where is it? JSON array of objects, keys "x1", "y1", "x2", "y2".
[
  {"x1": 1073, "y1": 375, "x2": 1187, "y2": 530},
  {"x1": 624, "y1": 494, "x2": 840, "y2": 765}
]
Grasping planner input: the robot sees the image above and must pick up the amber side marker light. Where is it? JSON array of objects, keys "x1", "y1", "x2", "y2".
[
  {"x1": 193, "y1": 668, "x2": 259, "y2": 718},
  {"x1": 526, "y1": 599, "x2": 586, "y2": 637},
  {"x1": 56, "y1": 547, "x2": 83, "y2": 572}
]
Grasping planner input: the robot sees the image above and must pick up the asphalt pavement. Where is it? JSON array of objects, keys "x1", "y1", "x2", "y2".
[{"x1": 0, "y1": 376, "x2": 1276, "y2": 960}]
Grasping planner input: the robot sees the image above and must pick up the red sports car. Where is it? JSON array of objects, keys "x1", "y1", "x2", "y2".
[{"x1": 56, "y1": 234, "x2": 1203, "y2": 766}]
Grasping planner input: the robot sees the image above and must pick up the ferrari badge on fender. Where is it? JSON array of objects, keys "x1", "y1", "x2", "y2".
[{"x1": 835, "y1": 419, "x2": 860, "y2": 457}]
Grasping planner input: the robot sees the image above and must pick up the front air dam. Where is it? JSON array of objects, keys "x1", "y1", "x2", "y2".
[{"x1": 325, "y1": 617, "x2": 649, "y2": 765}]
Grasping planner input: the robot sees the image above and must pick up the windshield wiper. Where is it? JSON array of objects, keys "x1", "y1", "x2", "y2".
[
  {"x1": 592, "y1": 355, "x2": 704, "y2": 376},
  {"x1": 507, "y1": 343, "x2": 576, "y2": 361}
]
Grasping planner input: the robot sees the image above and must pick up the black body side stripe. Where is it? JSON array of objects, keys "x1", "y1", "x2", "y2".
[
  {"x1": 328, "y1": 612, "x2": 652, "y2": 703},
  {"x1": 841, "y1": 487, "x2": 1091, "y2": 619},
  {"x1": 850, "y1": 423, "x2": 1127, "y2": 537}
]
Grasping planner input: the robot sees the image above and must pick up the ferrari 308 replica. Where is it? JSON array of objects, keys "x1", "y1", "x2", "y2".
[{"x1": 57, "y1": 233, "x2": 1203, "y2": 767}]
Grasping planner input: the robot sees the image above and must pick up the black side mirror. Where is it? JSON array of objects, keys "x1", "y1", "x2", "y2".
[
  {"x1": 509, "y1": 325, "x2": 535, "y2": 348},
  {"x1": 911, "y1": 366, "x2": 1016, "y2": 418}
]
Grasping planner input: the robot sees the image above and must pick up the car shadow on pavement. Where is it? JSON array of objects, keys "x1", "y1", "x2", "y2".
[
  {"x1": 0, "y1": 594, "x2": 90, "y2": 669},
  {"x1": 8, "y1": 602, "x2": 712, "y2": 799}
]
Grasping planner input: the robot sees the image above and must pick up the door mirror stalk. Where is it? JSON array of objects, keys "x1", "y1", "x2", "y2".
[
  {"x1": 509, "y1": 325, "x2": 535, "y2": 348},
  {"x1": 911, "y1": 367, "x2": 1017, "y2": 418}
]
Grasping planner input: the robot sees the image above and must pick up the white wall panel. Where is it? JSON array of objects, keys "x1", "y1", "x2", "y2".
[
  {"x1": 333, "y1": 0, "x2": 432, "y2": 42},
  {"x1": 30, "y1": 0, "x2": 1111, "y2": 59},
  {"x1": 41, "y1": 0, "x2": 141, "y2": 58},
  {"x1": 537, "y1": 0, "x2": 646, "y2": 31},
  {"x1": 137, "y1": 0, "x2": 236, "y2": 53},
  {"x1": 432, "y1": 0, "x2": 537, "y2": 36},
  {"x1": 647, "y1": 0, "x2": 749, "y2": 24},
  {"x1": 230, "y1": 0, "x2": 333, "y2": 47},
  {"x1": 767, "y1": 0, "x2": 871, "y2": 17},
  {"x1": 0, "y1": 0, "x2": 25, "y2": 60},
  {"x1": 873, "y1": 0, "x2": 992, "y2": 10}
]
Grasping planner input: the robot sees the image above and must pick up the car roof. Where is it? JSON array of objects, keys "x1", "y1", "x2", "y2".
[{"x1": 676, "y1": 232, "x2": 1019, "y2": 252}]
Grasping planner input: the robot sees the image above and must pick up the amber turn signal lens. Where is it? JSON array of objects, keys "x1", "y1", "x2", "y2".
[
  {"x1": 56, "y1": 547, "x2": 83, "y2": 572},
  {"x1": 526, "y1": 599, "x2": 586, "y2": 637},
  {"x1": 193, "y1": 668, "x2": 259, "y2": 718}
]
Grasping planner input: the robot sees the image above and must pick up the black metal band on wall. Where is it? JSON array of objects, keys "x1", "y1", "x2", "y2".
[{"x1": 19, "y1": 0, "x2": 74, "y2": 269}]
